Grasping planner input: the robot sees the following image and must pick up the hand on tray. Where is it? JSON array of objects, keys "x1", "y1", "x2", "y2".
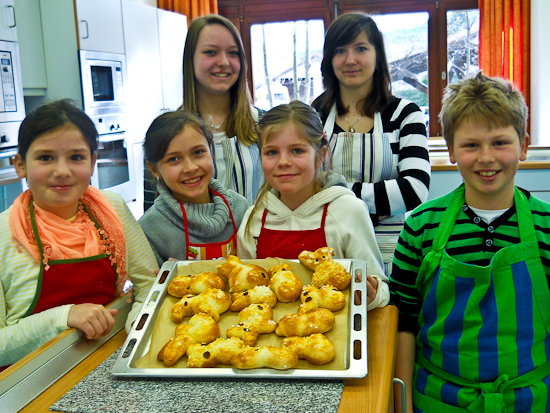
[
  {"x1": 366, "y1": 275, "x2": 379, "y2": 306},
  {"x1": 154, "y1": 257, "x2": 178, "y2": 276}
]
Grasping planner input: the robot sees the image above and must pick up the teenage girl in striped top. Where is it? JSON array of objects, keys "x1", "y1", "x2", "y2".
[{"x1": 312, "y1": 12, "x2": 431, "y2": 273}]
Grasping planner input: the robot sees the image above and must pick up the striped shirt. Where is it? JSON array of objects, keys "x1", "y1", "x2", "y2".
[
  {"x1": 389, "y1": 187, "x2": 550, "y2": 335},
  {"x1": 0, "y1": 191, "x2": 158, "y2": 366},
  {"x1": 316, "y1": 97, "x2": 431, "y2": 222}
]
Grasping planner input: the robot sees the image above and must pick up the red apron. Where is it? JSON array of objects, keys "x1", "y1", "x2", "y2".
[
  {"x1": 179, "y1": 189, "x2": 238, "y2": 260},
  {"x1": 256, "y1": 203, "x2": 330, "y2": 259},
  {"x1": 24, "y1": 202, "x2": 117, "y2": 316}
]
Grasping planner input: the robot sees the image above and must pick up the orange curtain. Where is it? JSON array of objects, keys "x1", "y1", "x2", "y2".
[
  {"x1": 158, "y1": 0, "x2": 218, "y2": 22},
  {"x1": 479, "y1": 0, "x2": 530, "y2": 108}
]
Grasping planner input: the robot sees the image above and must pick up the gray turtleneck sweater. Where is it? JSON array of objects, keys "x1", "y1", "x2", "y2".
[{"x1": 139, "y1": 178, "x2": 249, "y2": 267}]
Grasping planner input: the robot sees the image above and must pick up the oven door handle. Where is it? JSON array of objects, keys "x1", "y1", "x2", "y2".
[{"x1": 98, "y1": 132, "x2": 126, "y2": 144}]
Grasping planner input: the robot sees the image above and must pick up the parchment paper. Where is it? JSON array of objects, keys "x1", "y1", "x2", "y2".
[{"x1": 135, "y1": 258, "x2": 350, "y2": 370}]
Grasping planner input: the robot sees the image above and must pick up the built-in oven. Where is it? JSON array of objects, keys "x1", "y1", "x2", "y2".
[
  {"x1": 79, "y1": 50, "x2": 126, "y2": 116},
  {"x1": 79, "y1": 50, "x2": 136, "y2": 203},
  {"x1": 89, "y1": 113, "x2": 136, "y2": 203},
  {"x1": 0, "y1": 40, "x2": 26, "y2": 213}
]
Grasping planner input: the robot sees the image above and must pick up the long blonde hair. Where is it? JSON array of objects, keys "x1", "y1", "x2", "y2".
[
  {"x1": 181, "y1": 15, "x2": 258, "y2": 145},
  {"x1": 245, "y1": 101, "x2": 328, "y2": 237}
]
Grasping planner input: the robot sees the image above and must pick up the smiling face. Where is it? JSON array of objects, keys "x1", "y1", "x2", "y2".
[
  {"x1": 148, "y1": 125, "x2": 213, "y2": 204},
  {"x1": 193, "y1": 23, "x2": 241, "y2": 97},
  {"x1": 14, "y1": 125, "x2": 96, "y2": 220},
  {"x1": 448, "y1": 120, "x2": 529, "y2": 210},
  {"x1": 261, "y1": 123, "x2": 324, "y2": 211},
  {"x1": 331, "y1": 30, "x2": 377, "y2": 95}
]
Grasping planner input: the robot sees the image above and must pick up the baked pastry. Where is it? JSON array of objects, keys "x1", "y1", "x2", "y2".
[
  {"x1": 275, "y1": 308, "x2": 335, "y2": 337},
  {"x1": 167, "y1": 272, "x2": 226, "y2": 297},
  {"x1": 298, "y1": 247, "x2": 335, "y2": 271},
  {"x1": 171, "y1": 288, "x2": 231, "y2": 323},
  {"x1": 226, "y1": 303, "x2": 278, "y2": 346},
  {"x1": 299, "y1": 247, "x2": 351, "y2": 290},
  {"x1": 217, "y1": 255, "x2": 270, "y2": 293},
  {"x1": 231, "y1": 346, "x2": 298, "y2": 370},
  {"x1": 230, "y1": 285, "x2": 278, "y2": 312},
  {"x1": 187, "y1": 337, "x2": 248, "y2": 368},
  {"x1": 312, "y1": 260, "x2": 351, "y2": 290},
  {"x1": 157, "y1": 313, "x2": 220, "y2": 367},
  {"x1": 267, "y1": 264, "x2": 303, "y2": 302},
  {"x1": 299, "y1": 285, "x2": 346, "y2": 313},
  {"x1": 282, "y1": 333, "x2": 336, "y2": 365}
]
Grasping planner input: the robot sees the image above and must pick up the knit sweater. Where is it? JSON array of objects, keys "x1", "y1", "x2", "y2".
[
  {"x1": 0, "y1": 191, "x2": 158, "y2": 366},
  {"x1": 139, "y1": 178, "x2": 249, "y2": 267}
]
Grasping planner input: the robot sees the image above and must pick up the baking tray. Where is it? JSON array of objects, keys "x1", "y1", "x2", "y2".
[{"x1": 112, "y1": 258, "x2": 368, "y2": 379}]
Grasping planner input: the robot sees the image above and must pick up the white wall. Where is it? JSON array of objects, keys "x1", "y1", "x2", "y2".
[{"x1": 531, "y1": 0, "x2": 550, "y2": 146}]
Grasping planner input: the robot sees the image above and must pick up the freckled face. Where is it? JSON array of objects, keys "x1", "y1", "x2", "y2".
[
  {"x1": 14, "y1": 126, "x2": 96, "y2": 220},
  {"x1": 193, "y1": 24, "x2": 241, "y2": 97},
  {"x1": 149, "y1": 126, "x2": 213, "y2": 204},
  {"x1": 448, "y1": 120, "x2": 528, "y2": 209},
  {"x1": 261, "y1": 123, "x2": 323, "y2": 210}
]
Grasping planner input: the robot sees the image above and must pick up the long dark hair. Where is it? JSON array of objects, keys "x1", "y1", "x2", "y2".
[{"x1": 313, "y1": 12, "x2": 392, "y2": 117}]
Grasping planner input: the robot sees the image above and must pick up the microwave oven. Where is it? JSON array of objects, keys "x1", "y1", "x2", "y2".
[{"x1": 79, "y1": 50, "x2": 127, "y2": 116}]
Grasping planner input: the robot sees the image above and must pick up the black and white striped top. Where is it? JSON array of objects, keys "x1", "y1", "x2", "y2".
[{"x1": 315, "y1": 97, "x2": 431, "y2": 224}]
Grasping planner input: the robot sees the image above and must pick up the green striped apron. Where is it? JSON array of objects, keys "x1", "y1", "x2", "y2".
[{"x1": 413, "y1": 185, "x2": 550, "y2": 412}]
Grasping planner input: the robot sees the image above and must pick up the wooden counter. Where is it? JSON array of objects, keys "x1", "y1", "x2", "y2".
[{"x1": 16, "y1": 305, "x2": 399, "y2": 413}]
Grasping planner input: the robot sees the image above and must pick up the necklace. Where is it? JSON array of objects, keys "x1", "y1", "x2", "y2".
[
  {"x1": 344, "y1": 115, "x2": 362, "y2": 133},
  {"x1": 205, "y1": 113, "x2": 222, "y2": 131}
]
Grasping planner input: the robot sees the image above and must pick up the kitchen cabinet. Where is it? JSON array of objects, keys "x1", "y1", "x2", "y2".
[
  {"x1": 122, "y1": 0, "x2": 186, "y2": 139},
  {"x1": 22, "y1": 0, "x2": 82, "y2": 112},
  {"x1": 122, "y1": 0, "x2": 186, "y2": 218},
  {"x1": 16, "y1": 0, "x2": 124, "y2": 107},
  {"x1": 0, "y1": 0, "x2": 17, "y2": 42},
  {"x1": 75, "y1": 0, "x2": 124, "y2": 54},
  {"x1": 13, "y1": 0, "x2": 47, "y2": 95},
  {"x1": 157, "y1": 7, "x2": 187, "y2": 112}
]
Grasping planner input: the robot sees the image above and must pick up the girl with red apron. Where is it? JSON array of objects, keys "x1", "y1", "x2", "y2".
[
  {"x1": 179, "y1": 189, "x2": 238, "y2": 260},
  {"x1": 25, "y1": 202, "x2": 117, "y2": 316},
  {"x1": 413, "y1": 185, "x2": 550, "y2": 412},
  {"x1": 255, "y1": 203, "x2": 330, "y2": 259}
]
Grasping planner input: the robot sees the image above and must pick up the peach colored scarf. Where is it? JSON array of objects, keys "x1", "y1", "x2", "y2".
[{"x1": 9, "y1": 186, "x2": 130, "y2": 297}]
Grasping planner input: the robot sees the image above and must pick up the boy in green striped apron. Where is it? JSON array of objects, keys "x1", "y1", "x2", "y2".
[{"x1": 390, "y1": 72, "x2": 550, "y2": 412}]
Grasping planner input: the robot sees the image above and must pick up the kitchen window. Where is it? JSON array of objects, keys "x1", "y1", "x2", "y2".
[{"x1": 219, "y1": 0, "x2": 479, "y2": 136}]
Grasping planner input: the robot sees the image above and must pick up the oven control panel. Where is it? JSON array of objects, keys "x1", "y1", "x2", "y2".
[
  {"x1": 0, "y1": 51, "x2": 16, "y2": 113},
  {"x1": 91, "y1": 113, "x2": 126, "y2": 135}
]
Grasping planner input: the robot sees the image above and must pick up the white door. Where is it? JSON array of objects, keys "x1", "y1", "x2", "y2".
[
  {"x1": 121, "y1": 0, "x2": 163, "y2": 144},
  {"x1": 157, "y1": 8, "x2": 187, "y2": 112},
  {"x1": 75, "y1": 0, "x2": 124, "y2": 53},
  {"x1": 0, "y1": 0, "x2": 17, "y2": 42}
]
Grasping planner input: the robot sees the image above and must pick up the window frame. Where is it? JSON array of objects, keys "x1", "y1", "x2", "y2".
[{"x1": 219, "y1": 0, "x2": 478, "y2": 136}]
